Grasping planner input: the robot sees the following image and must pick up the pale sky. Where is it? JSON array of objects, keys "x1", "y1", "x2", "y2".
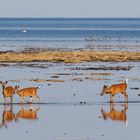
[{"x1": 0, "y1": 0, "x2": 140, "y2": 18}]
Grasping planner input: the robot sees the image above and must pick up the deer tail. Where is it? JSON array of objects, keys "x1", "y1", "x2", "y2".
[
  {"x1": 36, "y1": 85, "x2": 43, "y2": 89},
  {"x1": 124, "y1": 79, "x2": 128, "y2": 84}
]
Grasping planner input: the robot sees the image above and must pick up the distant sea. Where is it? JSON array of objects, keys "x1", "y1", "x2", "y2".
[{"x1": 0, "y1": 18, "x2": 140, "y2": 52}]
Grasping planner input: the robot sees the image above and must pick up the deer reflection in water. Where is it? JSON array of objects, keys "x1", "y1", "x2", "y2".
[
  {"x1": 0, "y1": 104, "x2": 40, "y2": 128},
  {"x1": 101, "y1": 102, "x2": 128, "y2": 126},
  {"x1": 0, "y1": 104, "x2": 15, "y2": 128},
  {"x1": 16, "y1": 104, "x2": 40, "y2": 121}
]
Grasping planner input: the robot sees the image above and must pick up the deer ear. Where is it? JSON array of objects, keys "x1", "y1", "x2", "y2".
[
  {"x1": 0, "y1": 81, "x2": 2, "y2": 84},
  {"x1": 15, "y1": 85, "x2": 19, "y2": 89},
  {"x1": 5, "y1": 81, "x2": 8, "y2": 84},
  {"x1": 103, "y1": 85, "x2": 108, "y2": 88}
]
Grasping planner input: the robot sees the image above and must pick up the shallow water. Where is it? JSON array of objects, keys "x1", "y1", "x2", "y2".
[
  {"x1": 0, "y1": 103, "x2": 136, "y2": 140},
  {"x1": 0, "y1": 61, "x2": 140, "y2": 139},
  {"x1": 1, "y1": 18, "x2": 140, "y2": 52}
]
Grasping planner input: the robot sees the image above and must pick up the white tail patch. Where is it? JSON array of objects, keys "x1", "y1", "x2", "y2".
[
  {"x1": 30, "y1": 97, "x2": 34, "y2": 103},
  {"x1": 37, "y1": 85, "x2": 43, "y2": 89},
  {"x1": 125, "y1": 79, "x2": 128, "y2": 84}
]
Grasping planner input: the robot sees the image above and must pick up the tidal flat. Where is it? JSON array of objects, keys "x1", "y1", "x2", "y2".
[
  {"x1": 1, "y1": 18, "x2": 140, "y2": 140},
  {"x1": 0, "y1": 61, "x2": 140, "y2": 140}
]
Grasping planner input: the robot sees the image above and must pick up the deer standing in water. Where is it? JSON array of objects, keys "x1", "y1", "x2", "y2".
[
  {"x1": 0, "y1": 81, "x2": 15, "y2": 104},
  {"x1": 15, "y1": 85, "x2": 40, "y2": 104},
  {"x1": 101, "y1": 79, "x2": 128, "y2": 102},
  {"x1": 101, "y1": 102, "x2": 128, "y2": 126},
  {"x1": 16, "y1": 104, "x2": 40, "y2": 121},
  {"x1": 0, "y1": 104, "x2": 15, "y2": 128}
]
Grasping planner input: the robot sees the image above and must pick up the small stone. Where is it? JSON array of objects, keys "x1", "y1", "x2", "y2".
[
  {"x1": 48, "y1": 84, "x2": 51, "y2": 86},
  {"x1": 25, "y1": 131, "x2": 28, "y2": 133},
  {"x1": 80, "y1": 101, "x2": 83, "y2": 104}
]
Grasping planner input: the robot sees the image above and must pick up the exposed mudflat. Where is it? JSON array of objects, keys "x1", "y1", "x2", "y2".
[{"x1": 0, "y1": 61, "x2": 140, "y2": 140}]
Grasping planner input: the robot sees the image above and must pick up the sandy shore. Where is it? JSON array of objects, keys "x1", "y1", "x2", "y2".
[{"x1": 0, "y1": 51, "x2": 140, "y2": 63}]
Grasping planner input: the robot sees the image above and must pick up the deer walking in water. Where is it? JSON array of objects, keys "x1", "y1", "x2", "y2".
[
  {"x1": 0, "y1": 81, "x2": 15, "y2": 104},
  {"x1": 15, "y1": 85, "x2": 40, "y2": 104},
  {"x1": 101, "y1": 79, "x2": 128, "y2": 102}
]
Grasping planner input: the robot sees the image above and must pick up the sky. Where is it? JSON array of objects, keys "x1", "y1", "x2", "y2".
[{"x1": 0, "y1": 0, "x2": 140, "y2": 18}]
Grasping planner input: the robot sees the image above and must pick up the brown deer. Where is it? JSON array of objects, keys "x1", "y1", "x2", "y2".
[
  {"x1": 0, "y1": 104, "x2": 15, "y2": 128},
  {"x1": 16, "y1": 104, "x2": 40, "y2": 121},
  {"x1": 0, "y1": 81, "x2": 15, "y2": 104},
  {"x1": 101, "y1": 79, "x2": 128, "y2": 102},
  {"x1": 101, "y1": 102, "x2": 128, "y2": 126},
  {"x1": 15, "y1": 85, "x2": 40, "y2": 104}
]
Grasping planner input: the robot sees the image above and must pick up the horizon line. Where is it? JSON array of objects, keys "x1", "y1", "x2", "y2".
[{"x1": 0, "y1": 17, "x2": 140, "y2": 19}]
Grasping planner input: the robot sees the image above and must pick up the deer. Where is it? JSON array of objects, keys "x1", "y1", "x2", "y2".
[
  {"x1": 101, "y1": 102, "x2": 128, "y2": 126},
  {"x1": 16, "y1": 104, "x2": 40, "y2": 121},
  {"x1": 15, "y1": 85, "x2": 40, "y2": 104},
  {"x1": 0, "y1": 104, "x2": 15, "y2": 128},
  {"x1": 101, "y1": 79, "x2": 128, "y2": 102},
  {"x1": 0, "y1": 81, "x2": 15, "y2": 104}
]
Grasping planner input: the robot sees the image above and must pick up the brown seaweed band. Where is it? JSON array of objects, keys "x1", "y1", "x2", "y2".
[{"x1": 0, "y1": 51, "x2": 140, "y2": 63}]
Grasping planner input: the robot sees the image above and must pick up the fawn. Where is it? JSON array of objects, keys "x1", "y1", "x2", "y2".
[
  {"x1": 0, "y1": 81, "x2": 15, "y2": 104},
  {"x1": 101, "y1": 79, "x2": 128, "y2": 102},
  {"x1": 15, "y1": 85, "x2": 40, "y2": 104}
]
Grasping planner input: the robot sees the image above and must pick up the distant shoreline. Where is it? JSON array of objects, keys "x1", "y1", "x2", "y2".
[
  {"x1": 0, "y1": 51, "x2": 140, "y2": 63},
  {"x1": 0, "y1": 17, "x2": 140, "y2": 19}
]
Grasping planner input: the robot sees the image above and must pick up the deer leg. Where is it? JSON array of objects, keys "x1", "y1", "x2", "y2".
[
  {"x1": 10, "y1": 103, "x2": 14, "y2": 113},
  {"x1": 4, "y1": 97, "x2": 6, "y2": 105},
  {"x1": 21, "y1": 97, "x2": 24, "y2": 104},
  {"x1": 4, "y1": 104, "x2": 6, "y2": 111},
  {"x1": 110, "y1": 94, "x2": 114, "y2": 103},
  {"x1": 123, "y1": 102, "x2": 128, "y2": 111},
  {"x1": 123, "y1": 91, "x2": 128, "y2": 102},
  {"x1": 35, "y1": 95, "x2": 40, "y2": 103},
  {"x1": 10, "y1": 96, "x2": 13, "y2": 104},
  {"x1": 110, "y1": 102, "x2": 115, "y2": 111}
]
